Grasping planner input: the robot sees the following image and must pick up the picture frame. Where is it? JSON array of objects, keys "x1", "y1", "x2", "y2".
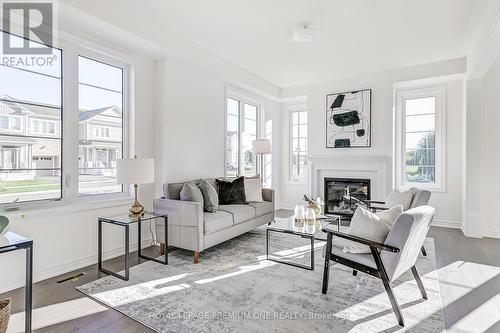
[{"x1": 326, "y1": 89, "x2": 372, "y2": 148}]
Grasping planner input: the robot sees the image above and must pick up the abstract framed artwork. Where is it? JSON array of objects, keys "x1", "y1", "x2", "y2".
[{"x1": 326, "y1": 89, "x2": 371, "y2": 148}]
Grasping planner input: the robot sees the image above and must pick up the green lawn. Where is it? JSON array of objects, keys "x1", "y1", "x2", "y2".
[{"x1": 0, "y1": 179, "x2": 60, "y2": 193}]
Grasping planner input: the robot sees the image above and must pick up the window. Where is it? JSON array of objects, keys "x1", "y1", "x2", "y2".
[
  {"x1": 78, "y1": 56, "x2": 124, "y2": 196},
  {"x1": 396, "y1": 87, "x2": 445, "y2": 191},
  {"x1": 31, "y1": 119, "x2": 57, "y2": 136},
  {"x1": 93, "y1": 126, "x2": 110, "y2": 138},
  {"x1": 0, "y1": 31, "x2": 62, "y2": 204},
  {"x1": 290, "y1": 109, "x2": 308, "y2": 180},
  {"x1": 0, "y1": 115, "x2": 22, "y2": 132},
  {"x1": 225, "y1": 95, "x2": 259, "y2": 177}
]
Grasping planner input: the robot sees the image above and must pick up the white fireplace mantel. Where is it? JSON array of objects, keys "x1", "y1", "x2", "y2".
[{"x1": 308, "y1": 155, "x2": 392, "y2": 201}]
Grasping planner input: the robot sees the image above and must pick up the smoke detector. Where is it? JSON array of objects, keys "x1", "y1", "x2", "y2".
[{"x1": 292, "y1": 22, "x2": 313, "y2": 42}]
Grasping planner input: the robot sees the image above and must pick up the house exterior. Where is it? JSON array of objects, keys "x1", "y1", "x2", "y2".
[
  {"x1": 0, "y1": 97, "x2": 61, "y2": 181},
  {"x1": 78, "y1": 105, "x2": 122, "y2": 177},
  {"x1": 0, "y1": 96, "x2": 122, "y2": 181}
]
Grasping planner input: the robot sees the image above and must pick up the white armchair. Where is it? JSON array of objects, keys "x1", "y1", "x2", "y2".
[
  {"x1": 366, "y1": 187, "x2": 432, "y2": 256},
  {"x1": 322, "y1": 206, "x2": 435, "y2": 327}
]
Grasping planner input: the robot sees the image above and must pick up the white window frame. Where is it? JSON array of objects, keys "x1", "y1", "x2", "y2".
[
  {"x1": 395, "y1": 86, "x2": 446, "y2": 192},
  {"x1": 76, "y1": 51, "x2": 130, "y2": 200},
  {"x1": 224, "y1": 91, "x2": 261, "y2": 177},
  {"x1": 288, "y1": 106, "x2": 308, "y2": 182},
  {"x1": 0, "y1": 26, "x2": 133, "y2": 210}
]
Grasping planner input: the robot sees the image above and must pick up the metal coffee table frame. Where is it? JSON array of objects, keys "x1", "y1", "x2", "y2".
[{"x1": 266, "y1": 215, "x2": 340, "y2": 271}]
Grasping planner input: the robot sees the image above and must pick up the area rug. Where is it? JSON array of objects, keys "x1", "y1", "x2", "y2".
[{"x1": 77, "y1": 230, "x2": 445, "y2": 332}]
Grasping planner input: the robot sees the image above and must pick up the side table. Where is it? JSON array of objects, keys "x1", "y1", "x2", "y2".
[
  {"x1": 98, "y1": 212, "x2": 168, "y2": 281},
  {"x1": 0, "y1": 232, "x2": 33, "y2": 333}
]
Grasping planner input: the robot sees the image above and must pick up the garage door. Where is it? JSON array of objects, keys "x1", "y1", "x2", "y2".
[{"x1": 33, "y1": 157, "x2": 54, "y2": 176}]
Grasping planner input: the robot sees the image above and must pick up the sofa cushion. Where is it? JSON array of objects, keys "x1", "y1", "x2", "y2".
[
  {"x1": 167, "y1": 179, "x2": 199, "y2": 199},
  {"x1": 165, "y1": 178, "x2": 219, "y2": 199},
  {"x1": 343, "y1": 206, "x2": 390, "y2": 254},
  {"x1": 248, "y1": 201, "x2": 273, "y2": 217},
  {"x1": 244, "y1": 177, "x2": 263, "y2": 202},
  {"x1": 322, "y1": 238, "x2": 376, "y2": 269},
  {"x1": 386, "y1": 190, "x2": 412, "y2": 211},
  {"x1": 198, "y1": 179, "x2": 219, "y2": 213},
  {"x1": 203, "y1": 211, "x2": 233, "y2": 234},
  {"x1": 216, "y1": 176, "x2": 247, "y2": 205},
  {"x1": 218, "y1": 204, "x2": 256, "y2": 224},
  {"x1": 180, "y1": 183, "x2": 204, "y2": 204}
]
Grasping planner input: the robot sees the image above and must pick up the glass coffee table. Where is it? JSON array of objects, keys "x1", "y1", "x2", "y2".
[{"x1": 266, "y1": 214, "x2": 340, "y2": 271}]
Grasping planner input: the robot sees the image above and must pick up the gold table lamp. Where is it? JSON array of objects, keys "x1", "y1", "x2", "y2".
[{"x1": 117, "y1": 157, "x2": 155, "y2": 216}]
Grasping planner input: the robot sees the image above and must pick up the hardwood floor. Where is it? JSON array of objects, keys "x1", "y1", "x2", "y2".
[{"x1": 1, "y1": 217, "x2": 500, "y2": 332}]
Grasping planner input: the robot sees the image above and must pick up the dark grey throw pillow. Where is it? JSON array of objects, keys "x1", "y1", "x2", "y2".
[
  {"x1": 198, "y1": 179, "x2": 218, "y2": 212},
  {"x1": 216, "y1": 176, "x2": 247, "y2": 205}
]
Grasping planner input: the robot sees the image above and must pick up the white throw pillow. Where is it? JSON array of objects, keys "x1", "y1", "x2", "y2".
[
  {"x1": 376, "y1": 205, "x2": 403, "y2": 227},
  {"x1": 386, "y1": 190, "x2": 413, "y2": 210},
  {"x1": 343, "y1": 207, "x2": 391, "y2": 254},
  {"x1": 244, "y1": 177, "x2": 263, "y2": 202}
]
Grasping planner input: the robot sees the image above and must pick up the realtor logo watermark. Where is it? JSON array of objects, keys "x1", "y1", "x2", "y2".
[{"x1": 1, "y1": 1, "x2": 57, "y2": 67}]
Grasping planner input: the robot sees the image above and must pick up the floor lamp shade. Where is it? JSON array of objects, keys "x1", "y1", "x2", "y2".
[
  {"x1": 117, "y1": 158, "x2": 155, "y2": 185},
  {"x1": 252, "y1": 139, "x2": 271, "y2": 154}
]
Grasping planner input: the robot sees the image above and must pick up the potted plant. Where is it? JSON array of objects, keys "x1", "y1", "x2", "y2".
[
  {"x1": 0, "y1": 298, "x2": 11, "y2": 333},
  {"x1": 0, "y1": 216, "x2": 9, "y2": 237}
]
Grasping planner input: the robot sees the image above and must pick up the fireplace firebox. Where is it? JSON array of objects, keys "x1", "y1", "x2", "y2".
[{"x1": 324, "y1": 178, "x2": 371, "y2": 217}]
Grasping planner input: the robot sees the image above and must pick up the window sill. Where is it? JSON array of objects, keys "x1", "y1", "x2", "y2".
[{"x1": 3, "y1": 196, "x2": 134, "y2": 220}]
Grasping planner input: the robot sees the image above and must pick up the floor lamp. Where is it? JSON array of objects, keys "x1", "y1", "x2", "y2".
[{"x1": 252, "y1": 139, "x2": 271, "y2": 186}]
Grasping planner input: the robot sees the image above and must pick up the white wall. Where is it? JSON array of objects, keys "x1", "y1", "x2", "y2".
[
  {"x1": 154, "y1": 59, "x2": 282, "y2": 198},
  {"x1": 478, "y1": 58, "x2": 500, "y2": 237},
  {"x1": 278, "y1": 59, "x2": 466, "y2": 225}
]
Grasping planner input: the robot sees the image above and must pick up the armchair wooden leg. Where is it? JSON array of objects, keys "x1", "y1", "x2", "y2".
[
  {"x1": 159, "y1": 243, "x2": 165, "y2": 255},
  {"x1": 411, "y1": 266, "x2": 428, "y2": 299},
  {"x1": 421, "y1": 246, "x2": 427, "y2": 256},
  {"x1": 371, "y1": 247, "x2": 405, "y2": 327},
  {"x1": 322, "y1": 233, "x2": 333, "y2": 294},
  {"x1": 352, "y1": 270, "x2": 358, "y2": 276},
  {"x1": 381, "y1": 276, "x2": 404, "y2": 327},
  {"x1": 194, "y1": 251, "x2": 200, "y2": 264}
]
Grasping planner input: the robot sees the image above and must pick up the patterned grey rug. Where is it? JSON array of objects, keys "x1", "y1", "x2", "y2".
[{"x1": 77, "y1": 230, "x2": 444, "y2": 333}]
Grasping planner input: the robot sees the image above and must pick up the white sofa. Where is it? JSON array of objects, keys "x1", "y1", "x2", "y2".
[{"x1": 154, "y1": 178, "x2": 275, "y2": 263}]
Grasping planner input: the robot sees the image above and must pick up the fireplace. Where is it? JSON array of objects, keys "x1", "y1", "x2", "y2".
[{"x1": 324, "y1": 178, "x2": 371, "y2": 217}]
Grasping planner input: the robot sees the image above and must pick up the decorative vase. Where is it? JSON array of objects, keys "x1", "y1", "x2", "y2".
[
  {"x1": 304, "y1": 208, "x2": 317, "y2": 233},
  {"x1": 0, "y1": 216, "x2": 8, "y2": 238},
  {"x1": 294, "y1": 205, "x2": 305, "y2": 227},
  {"x1": 304, "y1": 195, "x2": 321, "y2": 215},
  {"x1": 0, "y1": 298, "x2": 11, "y2": 333}
]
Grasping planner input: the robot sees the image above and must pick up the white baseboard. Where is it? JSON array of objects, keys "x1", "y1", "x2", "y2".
[
  {"x1": 482, "y1": 229, "x2": 500, "y2": 239},
  {"x1": 0, "y1": 238, "x2": 153, "y2": 294},
  {"x1": 432, "y1": 219, "x2": 462, "y2": 229}
]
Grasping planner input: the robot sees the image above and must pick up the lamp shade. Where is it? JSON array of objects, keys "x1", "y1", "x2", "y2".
[
  {"x1": 252, "y1": 139, "x2": 271, "y2": 154},
  {"x1": 116, "y1": 158, "x2": 154, "y2": 185}
]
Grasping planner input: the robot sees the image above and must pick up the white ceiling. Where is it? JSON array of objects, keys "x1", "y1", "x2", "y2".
[{"x1": 61, "y1": 0, "x2": 479, "y2": 87}]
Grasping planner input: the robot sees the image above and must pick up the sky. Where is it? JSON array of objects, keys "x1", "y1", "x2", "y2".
[{"x1": 0, "y1": 31, "x2": 122, "y2": 110}]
